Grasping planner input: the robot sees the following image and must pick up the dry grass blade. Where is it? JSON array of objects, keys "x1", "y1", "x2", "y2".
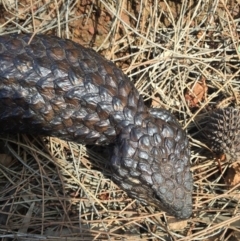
[{"x1": 0, "y1": 0, "x2": 240, "y2": 240}]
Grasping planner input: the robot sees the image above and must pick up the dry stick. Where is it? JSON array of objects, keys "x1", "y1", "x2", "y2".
[
  {"x1": 4, "y1": 137, "x2": 108, "y2": 212},
  {"x1": 179, "y1": 215, "x2": 240, "y2": 241},
  {"x1": 30, "y1": 0, "x2": 36, "y2": 33},
  {"x1": 184, "y1": 68, "x2": 240, "y2": 129},
  {"x1": 54, "y1": 0, "x2": 61, "y2": 36},
  {"x1": 96, "y1": 1, "x2": 120, "y2": 52},
  {"x1": 27, "y1": 0, "x2": 64, "y2": 43},
  {"x1": 220, "y1": 0, "x2": 240, "y2": 56}
]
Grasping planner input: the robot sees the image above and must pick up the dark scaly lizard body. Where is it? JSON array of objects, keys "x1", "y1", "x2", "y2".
[{"x1": 0, "y1": 33, "x2": 192, "y2": 219}]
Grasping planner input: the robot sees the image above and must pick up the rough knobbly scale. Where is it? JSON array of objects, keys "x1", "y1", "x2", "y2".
[
  {"x1": 0, "y1": 33, "x2": 193, "y2": 219},
  {"x1": 205, "y1": 107, "x2": 240, "y2": 159}
]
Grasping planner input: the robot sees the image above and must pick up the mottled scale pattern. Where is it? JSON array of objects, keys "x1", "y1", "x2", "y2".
[
  {"x1": 111, "y1": 108, "x2": 192, "y2": 218},
  {"x1": 206, "y1": 107, "x2": 240, "y2": 158},
  {"x1": 0, "y1": 33, "x2": 192, "y2": 219},
  {"x1": 0, "y1": 33, "x2": 146, "y2": 144}
]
